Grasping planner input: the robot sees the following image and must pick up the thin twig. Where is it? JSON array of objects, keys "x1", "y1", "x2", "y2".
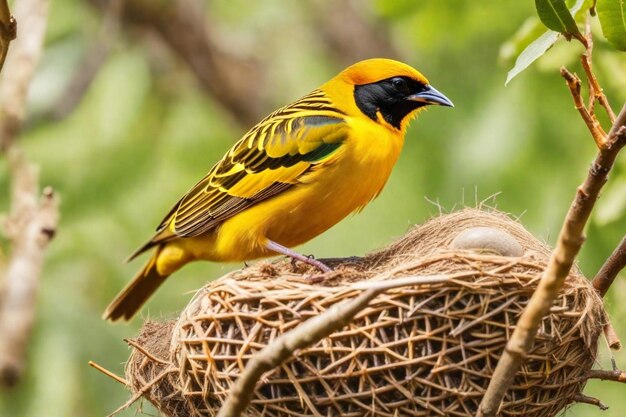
[
  {"x1": 560, "y1": 67, "x2": 606, "y2": 147},
  {"x1": 476, "y1": 102, "x2": 626, "y2": 417},
  {"x1": 603, "y1": 322, "x2": 622, "y2": 350},
  {"x1": 89, "y1": 361, "x2": 129, "y2": 386},
  {"x1": 124, "y1": 338, "x2": 170, "y2": 365},
  {"x1": 574, "y1": 393, "x2": 609, "y2": 410},
  {"x1": 586, "y1": 369, "x2": 626, "y2": 383},
  {"x1": 582, "y1": 18, "x2": 596, "y2": 115},
  {"x1": 216, "y1": 288, "x2": 382, "y2": 417},
  {"x1": 578, "y1": 25, "x2": 616, "y2": 123},
  {"x1": 592, "y1": 234, "x2": 626, "y2": 297},
  {"x1": 0, "y1": 0, "x2": 16, "y2": 73},
  {"x1": 0, "y1": 165, "x2": 58, "y2": 387},
  {"x1": 0, "y1": 0, "x2": 55, "y2": 388},
  {"x1": 106, "y1": 369, "x2": 175, "y2": 417}
]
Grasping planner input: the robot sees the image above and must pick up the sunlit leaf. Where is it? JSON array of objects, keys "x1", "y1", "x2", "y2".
[
  {"x1": 535, "y1": 0, "x2": 581, "y2": 34},
  {"x1": 597, "y1": 0, "x2": 626, "y2": 51},
  {"x1": 505, "y1": 30, "x2": 560, "y2": 85},
  {"x1": 500, "y1": 0, "x2": 587, "y2": 66},
  {"x1": 505, "y1": 0, "x2": 587, "y2": 84}
]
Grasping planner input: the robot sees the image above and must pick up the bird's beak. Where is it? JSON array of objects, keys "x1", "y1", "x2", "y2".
[{"x1": 408, "y1": 85, "x2": 454, "y2": 107}]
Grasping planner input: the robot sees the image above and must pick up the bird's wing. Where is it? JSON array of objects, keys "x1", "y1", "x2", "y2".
[{"x1": 159, "y1": 91, "x2": 349, "y2": 240}]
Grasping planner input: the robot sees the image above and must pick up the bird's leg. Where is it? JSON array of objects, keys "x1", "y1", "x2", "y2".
[{"x1": 265, "y1": 240, "x2": 332, "y2": 273}]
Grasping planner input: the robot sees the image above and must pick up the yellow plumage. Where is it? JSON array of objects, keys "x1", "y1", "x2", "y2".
[{"x1": 104, "y1": 58, "x2": 453, "y2": 321}]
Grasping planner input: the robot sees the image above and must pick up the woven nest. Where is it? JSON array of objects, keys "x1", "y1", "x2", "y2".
[{"x1": 125, "y1": 208, "x2": 607, "y2": 417}]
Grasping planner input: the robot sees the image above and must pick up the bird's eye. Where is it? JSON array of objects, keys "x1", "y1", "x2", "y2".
[{"x1": 391, "y1": 77, "x2": 410, "y2": 94}]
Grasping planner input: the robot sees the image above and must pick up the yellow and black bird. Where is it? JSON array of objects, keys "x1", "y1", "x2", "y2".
[{"x1": 104, "y1": 58, "x2": 453, "y2": 321}]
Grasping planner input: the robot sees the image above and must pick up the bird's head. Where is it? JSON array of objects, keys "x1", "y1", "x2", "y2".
[{"x1": 325, "y1": 58, "x2": 453, "y2": 131}]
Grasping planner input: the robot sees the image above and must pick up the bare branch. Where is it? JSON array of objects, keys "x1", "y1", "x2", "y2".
[
  {"x1": 603, "y1": 322, "x2": 622, "y2": 351},
  {"x1": 0, "y1": 0, "x2": 56, "y2": 388},
  {"x1": 574, "y1": 393, "x2": 609, "y2": 410},
  {"x1": 106, "y1": 368, "x2": 175, "y2": 417},
  {"x1": 606, "y1": 104, "x2": 626, "y2": 143},
  {"x1": 0, "y1": 0, "x2": 16, "y2": 74},
  {"x1": 477, "y1": 102, "x2": 626, "y2": 417},
  {"x1": 578, "y1": 24, "x2": 616, "y2": 123},
  {"x1": 0, "y1": 0, "x2": 48, "y2": 151},
  {"x1": 0, "y1": 163, "x2": 58, "y2": 387},
  {"x1": 124, "y1": 338, "x2": 170, "y2": 365},
  {"x1": 560, "y1": 67, "x2": 606, "y2": 148},
  {"x1": 593, "y1": 234, "x2": 626, "y2": 297},
  {"x1": 88, "y1": 361, "x2": 129, "y2": 386},
  {"x1": 585, "y1": 369, "x2": 626, "y2": 383}
]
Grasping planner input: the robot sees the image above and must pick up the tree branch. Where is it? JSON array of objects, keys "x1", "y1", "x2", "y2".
[
  {"x1": 585, "y1": 369, "x2": 626, "y2": 383},
  {"x1": 574, "y1": 393, "x2": 609, "y2": 410},
  {"x1": 577, "y1": 19, "x2": 616, "y2": 123},
  {"x1": 560, "y1": 67, "x2": 606, "y2": 147},
  {"x1": 593, "y1": 234, "x2": 626, "y2": 297},
  {"x1": 88, "y1": 360, "x2": 129, "y2": 386},
  {"x1": 603, "y1": 321, "x2": 622, "y2": 351},
  {"x1": 0, "y1": 0, "x2": 57, "y2": 388},
  {"x1": 0, "y1": 0, "x2": 16, "y2": 74},
  {"x1": 476, "y1": 102, "x2": 626, "y2": 416}
]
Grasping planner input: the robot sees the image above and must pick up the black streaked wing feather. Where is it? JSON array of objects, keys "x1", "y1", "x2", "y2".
[
  {"x1": 173, "y1": 182, "x2": 293, "y2": 237},
  {"x1": 155, "y1": 90, "x2": 348, "y2": 239}
]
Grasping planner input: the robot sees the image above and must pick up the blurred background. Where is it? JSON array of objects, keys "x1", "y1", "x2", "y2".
[{"x1": 1, "y1": 0, "x2": 625, "y2": 416}]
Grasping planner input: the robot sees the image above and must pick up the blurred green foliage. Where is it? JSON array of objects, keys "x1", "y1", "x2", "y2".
[{"x1": 1, "y1": 1, "x2": 626, "y2": 416}]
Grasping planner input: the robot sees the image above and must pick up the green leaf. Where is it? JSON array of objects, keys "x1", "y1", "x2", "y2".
[
  {"x1": 505, "y1": 30, "x2": 560, "y2": 85},
  {"x1": 505, "y1": 0, "x2": 587, "y2": 84},
  {"x1": 597, "y1": 0, "x2": 626, "y2": 51},
  {"x1": 500, "y1": 0, "x2": 587, "y2": 67},
  {"x1": 535, "y1": 0, "x2": 581, "y2": 35}
]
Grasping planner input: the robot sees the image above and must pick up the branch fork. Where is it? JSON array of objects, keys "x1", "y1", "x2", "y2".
[{"x1": 476, "y1": 29, "x2": 626, "y2": 417}]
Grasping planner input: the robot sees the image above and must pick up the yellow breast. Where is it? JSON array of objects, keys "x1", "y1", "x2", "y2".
[{"x1": 195, "y1": 116, "x2": 405, "y2": 262}]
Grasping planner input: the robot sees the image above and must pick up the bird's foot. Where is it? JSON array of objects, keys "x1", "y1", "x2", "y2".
[
  {"x1": 302, "y1": 255, "x2": 332, "y2": 273},
  {"x1": 266, "y1": 239, "x2": 332, "y2": 273}
]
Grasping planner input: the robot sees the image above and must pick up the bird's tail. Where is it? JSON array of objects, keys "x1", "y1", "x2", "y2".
[{"x1": 103, "y1": 249, "x2": 169, "y2": 322}]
